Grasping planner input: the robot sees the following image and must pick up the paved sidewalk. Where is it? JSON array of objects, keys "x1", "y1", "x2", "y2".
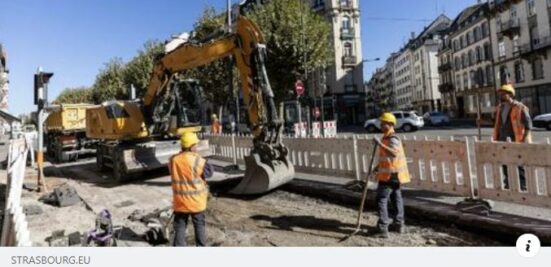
[{"x1": 208, "y1": 159, "x2": 551, "y2": 244}]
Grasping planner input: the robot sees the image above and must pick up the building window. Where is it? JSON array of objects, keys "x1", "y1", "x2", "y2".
[
  {"x1": 483, "y1": 42, "x2": 492, "y2": 60},
  {"x1": 344, "y1": 42, "x2": 353, "y2": 57},
  {"x1": 527, "y1": 0, "x2": 536, "y2": 17},
  {"x1": 463, "y1": 72, "x2": 468, "y2": 91},
  {"x1": 533, "y1": 57, "x2": 544, "y2": 80},
  {"x1": 510, "y1": 4, "x2": 517, "y2": 18},
  {"x1": 477, "y1": 68, "x2": 485, "y2": 86},
  {"x1": 486, "y1": 65, "x2": 494, "y2": 86},
  {"x1": 470, "y1": 70, "x2": 476, "y2": 89},
  {"x1": 498, "y1": 40, "x2": 506, "y2": 58},
  {"x1": 455, "y1": 57, "x2": 461, "y2": 70},
  {"x1": 500, "y1": 65, "x2": 510, "y2": 85},
  {"x1": 514, "y1": 61, "x2": 525, "y2": 83},
  {"x1": 477, "y1": 46, "x2": 483, "y2": 62},
  {"x1": 481, "y1": 22, "x2": 489, "y2": 38},
  {"x1": 342, "y1": 16, "x2": 351, "y2": 30},
  {"x1": 467, "y1": 32, "x2": 472, "y2": 45},
  {"x1": 340, "y1": 0, "x2": 351, "y2": 8},
  {"x1": 513, "y1": 35, "x2": 520, "y2": 53},
  {"x1": 469, "y1": 50, "x2": 475, "y2": 66},
  {"x1": 530, "y1": 25, "x2": 540, "y2": 46},
  {"x1": 460, "y1": 35, "x2": 465, "y2": 48},
  {"x1": 462, "y1": 53, "x2": 467, "y2": 68}
]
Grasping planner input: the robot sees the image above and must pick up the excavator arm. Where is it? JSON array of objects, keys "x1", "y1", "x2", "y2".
[{"x1": 143, "y1": 16, "x2": 293, "y2": 194}]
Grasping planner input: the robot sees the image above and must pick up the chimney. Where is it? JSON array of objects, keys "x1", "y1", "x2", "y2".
[{"x1": 410, "y1": 32, "x2": 416, "y2": 40}]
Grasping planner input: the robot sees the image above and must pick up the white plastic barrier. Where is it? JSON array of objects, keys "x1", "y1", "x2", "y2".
[
  {"x1": 475, "y1": 141, "x2": 551, "y2": 208},
  {"x1": 1, "y1": 138, "x2": 33, "y2": 246},
  {"x1": 323, "y1": 121, "x2": 337, "y2": 138},
  {"x1": 293, "y1": 122, "x2": 307, "y2": 138},
  {"x1": 312, "y1": 122, "x2": 321, "y2": 138}
]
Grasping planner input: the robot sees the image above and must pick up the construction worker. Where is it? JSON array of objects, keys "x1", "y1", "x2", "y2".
[
  {"x1": 372, "y1": 112, "x2": 410, "y2": 238},
  {"x1": 169, "y1": 132, "x2": 213, "y2": 246},
  {"x1": 492, "y1": 84, "x2": 532, "y2": 191},
  {"x1": 211, "y1": 114, "x2": 222, "y2": 134}
]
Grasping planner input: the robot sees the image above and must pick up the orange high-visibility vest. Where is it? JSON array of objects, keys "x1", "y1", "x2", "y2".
[
  {"x1": 169, "y1": 152, "x2": 208, "y2": 213},
  {"x1": 211, "y1": 120, "x2": 222, "y2": 134},
  {"x1": 493, "y1": 102, "x2": 532, "y2": 143},
  {"x1": 376, "y1": 130, "x2": 410, "y2": 184}
]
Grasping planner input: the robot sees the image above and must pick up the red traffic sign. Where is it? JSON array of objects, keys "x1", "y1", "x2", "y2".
[
  {"x1": 295, "y1": 80, "x2": 304, "y2": 96},
  {"x1": 313, "y1": 107, "x2": 320, "y2": 118}
]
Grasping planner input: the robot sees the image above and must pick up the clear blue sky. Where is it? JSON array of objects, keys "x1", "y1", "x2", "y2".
[{"x1": 1, "y1": 0, "x2": 477, "y2": 116}]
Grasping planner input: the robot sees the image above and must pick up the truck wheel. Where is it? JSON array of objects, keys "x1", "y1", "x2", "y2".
[
  {"x1": 113, "y1": 154, "x2": 129, "y2": 183},
  {"x1": 55, "y1": 148, "x2": 67, "y2": 163},
  {"x1": 96, "y1": 147, "x2": 107, "y2": 171}
]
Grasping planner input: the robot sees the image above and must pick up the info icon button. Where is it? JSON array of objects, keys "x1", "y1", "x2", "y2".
[{"x1": 516, "y1": 233, "x2": 540, "y2": 258}]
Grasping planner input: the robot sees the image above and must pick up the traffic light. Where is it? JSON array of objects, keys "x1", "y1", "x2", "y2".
[{"x1": 34, "y1": 71, "x2": 54, "y2": 107}]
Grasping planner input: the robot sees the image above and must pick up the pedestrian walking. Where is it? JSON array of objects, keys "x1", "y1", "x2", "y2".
[
  {"x1": 492, "y1": 84, "x2": 532, "y2": 191},
  {"x1": 372, "y1": 112, "x2": 411, "y2": 239},
  {"x1": 169, "y1": 132, "x2": 213, "y2": 246}
]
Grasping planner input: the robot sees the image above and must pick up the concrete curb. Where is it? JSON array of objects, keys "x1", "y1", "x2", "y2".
[{"x1": 282, "y1": 179, "x2": 551, "y2": 245}]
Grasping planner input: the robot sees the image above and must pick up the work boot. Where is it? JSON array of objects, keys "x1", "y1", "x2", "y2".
[
  {"x1": 373, "y1": 228, "x2": 389, "y2": 239},
  {"x1": 390, "y1": 224, "x2": 406, "y2": 234}
]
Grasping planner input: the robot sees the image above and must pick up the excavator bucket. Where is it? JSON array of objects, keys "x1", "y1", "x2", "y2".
[{"x1": 229, "y1": 152, "x2": 295, "y2": 195}]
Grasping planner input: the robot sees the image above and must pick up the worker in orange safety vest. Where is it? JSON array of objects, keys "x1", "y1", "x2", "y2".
[
  {"x1": 169, "y1": 132, "x2": 213, "y2": 246},
  {"x1": 211, "y1": 114, "x2": 222, "y2": 134},
  {"x1": 492, "y1": 83, "x2": 533, "y2": 191},
  {"x1": 372, "y1": 112, "x2": 410, "y2": 239}
]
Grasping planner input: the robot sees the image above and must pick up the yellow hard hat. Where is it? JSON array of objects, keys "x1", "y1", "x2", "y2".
[
  {"x1": 499, "y1": 84, "x2": 515, "y2": 96},
  {"x1": 180, "y1": 132, "x2": 199, "y2": 148},
  {"x1": 379, "y1": 112, "x2": 397, "y2": 125},
  {"x1": 211, "y1": 114, "x2": 217, "y2": 119}
]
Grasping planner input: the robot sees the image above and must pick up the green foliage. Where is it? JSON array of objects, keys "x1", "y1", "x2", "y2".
[
  {"x1": 92, "y1": 58, "x2": 127, "y2": 103},
  {"x1": 54, "y1": 86, "x2": 93, "y2": 104},
  {"x1": 123, "y1": 40, "x2": 164, "y2": 98},
  {"x1": 247, "y1": 0, "x2": 333, "y2": 102},
  {"x1": 181, "y1": 6, "x2": 235, "y2": 108}
]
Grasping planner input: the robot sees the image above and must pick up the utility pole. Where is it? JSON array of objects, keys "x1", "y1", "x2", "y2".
[
  {"x1": 228, "y1": 0, "x2": 238, "y2": 133},
  {"x1": 300, "y1": 0, "x2": 307, "y2": 135}
]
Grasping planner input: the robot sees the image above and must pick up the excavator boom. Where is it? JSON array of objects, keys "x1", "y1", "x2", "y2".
[{"x1": 143, "y1": 16, "x2": 294, "y2": 194}]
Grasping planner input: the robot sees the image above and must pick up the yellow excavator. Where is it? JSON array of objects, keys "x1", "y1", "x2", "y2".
[{"x1": 86, "y1": 15, "x2": 294, "y2": 194}]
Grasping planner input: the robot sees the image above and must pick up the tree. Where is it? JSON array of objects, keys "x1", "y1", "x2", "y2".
[
  {"x1": 247, "y1": 0, "x2": 333, "y2": 103},
  {"x1": 123, "y1": 40, "x2": 164, "y2": 98},
  {"x1": 182, "y1": 6, "x2": 235, "y2": 110},
  {"x1": 92, "y1": 58, "x2": 127, "y2": 103},
  {"x1": 54, "y1": 86, "x2": 93, "y2": 104}
]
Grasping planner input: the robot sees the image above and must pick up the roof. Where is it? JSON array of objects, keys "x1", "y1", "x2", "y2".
[
  {"x1": 449, "y1": 2, "x2": 488, "y2": 32},
  {"x1": 0, "y1": 109, "x2": 21, "y2": 123}
]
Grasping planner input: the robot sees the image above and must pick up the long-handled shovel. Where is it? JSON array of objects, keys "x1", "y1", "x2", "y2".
[{"x1": 339, "y1": 141, "x2": 379, "y2": 242}]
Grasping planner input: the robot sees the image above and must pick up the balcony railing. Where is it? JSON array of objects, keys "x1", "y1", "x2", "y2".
[
  {"x1": 340, "y1": 27, "x2": 355, "y2": 39},
  {"x1": 497, "y1": 18, "x2": 520, "y2": 36},
  {"x1": 339, "y1": 1, "x2": 354, "y2": 11},
  {"x1": 438, "y1": 83, "x2": 454, "y2": 94},
  {"x1": 438, "y1": 62, "x2": 452, "y2": 72},
  {"x1": 342, "y1": 56, "x2": 357, "y2": 67},
  {"x1": 519, "y1": 36, "x2": 551, "y2": 57}
]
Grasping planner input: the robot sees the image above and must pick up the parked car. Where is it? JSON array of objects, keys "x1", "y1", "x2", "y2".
[
  {"x1": 533, "y1": 113, "x2": 551, "y2": 130},
  {"x1": 364, "y1": 111, "x2": 424, "y2": 133},
  {"x1": 423, "y1": 111, "x2": 450, "y2": 126}
]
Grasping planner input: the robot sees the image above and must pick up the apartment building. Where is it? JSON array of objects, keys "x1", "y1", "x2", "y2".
[
  {"x1": 489, "y1": 0, "x2": 551, "y2": 116},
  {"x1": 410, "y1": 15, "x2": 451, "y2": 114},
  {"x1": 437, "y1": 31, "x2": 455, "y2": 115},
  {"x1": 447, "y1": 2, "x2": 495, "y2": 118},
  {"x1": 394, "y1": 47, "x2": 414, "y2": 110}
]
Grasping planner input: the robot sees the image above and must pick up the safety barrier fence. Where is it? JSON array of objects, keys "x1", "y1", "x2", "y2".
[
  {"x1": 205, "y1": 133, "x2": 551, "y2": 208},
  {"x1": 1, "y1": 138, "x2": 32, "y2": 246}
]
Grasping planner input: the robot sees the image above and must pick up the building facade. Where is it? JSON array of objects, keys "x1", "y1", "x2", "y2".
[
  {"x1": 489, "y1": 0, "x2": 551, "y2": 116},
  {"x1": 311, "y1": 0, "x2": 364, "y2": 125},
  {"x1": 410, "y1": 15, "x2": 450, "y2": 114},
  {"x1": 437, "y1": 32, "x2": 456, "y2": 115},
  {"x1": 446, "y1": 3, "x2": 495, "y2": 119},
  {"x1": 394, "y1": 47, "x2": 414, "y2": 111}
]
